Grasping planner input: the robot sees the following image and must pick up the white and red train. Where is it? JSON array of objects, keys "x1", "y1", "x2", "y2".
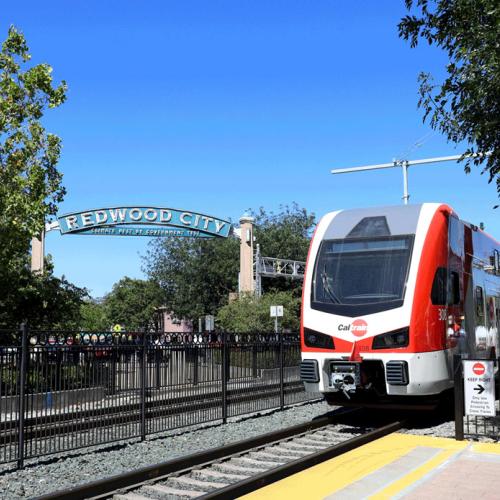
[{"x1": 300, "y1": 203, "x2": 500, "y2": 407}]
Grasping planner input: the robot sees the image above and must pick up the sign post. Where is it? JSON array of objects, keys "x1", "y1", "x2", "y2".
[
  {"x1": 270, "y1": 305, "x2": 283, "y2": 333},
  {"x1": 463, "y1": 360, "x2": 496, "y2": 417}
]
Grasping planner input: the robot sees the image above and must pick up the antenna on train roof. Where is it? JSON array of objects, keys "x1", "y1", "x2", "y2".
[{"x1": 330, "y1": 152, "x2": 492, "y2": 205}]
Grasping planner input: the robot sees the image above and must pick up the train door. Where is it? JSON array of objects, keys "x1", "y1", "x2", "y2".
[{"x1": 446, "y1": 215, "x2": 464, "y2": 371}]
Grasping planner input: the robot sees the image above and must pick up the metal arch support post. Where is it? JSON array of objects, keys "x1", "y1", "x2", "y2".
[{"x1": 30, "y1": 220, "x2": 61, "y2": 273}]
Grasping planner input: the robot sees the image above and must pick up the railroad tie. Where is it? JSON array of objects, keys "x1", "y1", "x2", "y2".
[
  {"x1": 271, "y1": 444, "x2": 310, "y2": 456},
  {"x1": 232, "y1": 456, "x2": 278, "y2": 468},
  {"x1": 191, "y1": 468, "x2": 248, "y2": 481},
  {"x1": 316, "y1": 430, "x2": 358, "y2": 440},
  {"x1": 113, "y1": 494, "x2": 151, "y2": 500},
  {"x1": 143, "y1": 484, "x2": 206, "y2": 498},
  {"x1": 247, "y1": 451, "x2": 286, "y2": 463},
  {"x1": 280, "y1": 441, "x2": 322, "y2": 452},
  {"x1": 211, "y1": 462, "x2": 256, "y2": 475},
  {"x1": 294, "y1": 437, "x2": 330, "y2": 448},
  {"x1": 171, "y1": 475, "x2": 229, "y2": 490},
  {"x1": 301, "y1": 437, "x2": 341, "y2": 446}
]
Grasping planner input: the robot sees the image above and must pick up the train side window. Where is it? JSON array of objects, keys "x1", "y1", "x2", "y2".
[
  {"x1": 431, "y1": 267, "x2": 446, "y2": 305},
  {"x1": 475, "y1": 286, "x2": 484, "y2": 319}
]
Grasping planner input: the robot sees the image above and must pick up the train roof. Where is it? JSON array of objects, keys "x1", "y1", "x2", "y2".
[
  {"x1": 321, "y1": 203, "x2": 435, "y2": 240},
  {"x1": 321, "y1": 203, "x2": 499, "y2": 246}
]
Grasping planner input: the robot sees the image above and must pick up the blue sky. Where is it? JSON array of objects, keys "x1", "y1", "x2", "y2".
[{"x1": 3, "y1": 1, "x2": 498, "y2": 297}]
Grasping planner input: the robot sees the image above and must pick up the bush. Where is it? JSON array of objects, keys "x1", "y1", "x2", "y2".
[{"x1": 217, "y1": 291, "x2": 301, "y2": 333}]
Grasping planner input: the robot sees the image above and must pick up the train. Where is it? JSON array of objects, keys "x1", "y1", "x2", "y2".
[{"x1": 300, "y1": 203, "x2": 500, "y2": 407}]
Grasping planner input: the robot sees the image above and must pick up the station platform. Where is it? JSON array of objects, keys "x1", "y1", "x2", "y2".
[{"x1": 241, "y1": 433, "x2": 500, "y2": 499}]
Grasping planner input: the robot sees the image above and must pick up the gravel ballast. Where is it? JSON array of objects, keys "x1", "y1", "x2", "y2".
[
  {"x1": 0, "y1": 400, "x2": 331, "y2": 499},
  {"x1": 0, "y1": 399, "x2": 495, "y2": 499}
]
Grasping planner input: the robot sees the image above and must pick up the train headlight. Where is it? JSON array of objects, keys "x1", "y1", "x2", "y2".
[
  {"x1": 372, "y1": 328, "x2": 409, "y2": 349},
  {"x1": 303, "y1": 328, "x2": 335, "y2": 349}
]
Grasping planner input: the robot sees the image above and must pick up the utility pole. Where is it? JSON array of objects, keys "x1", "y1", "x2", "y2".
[{"x1": 330, "y1": 153, "x2": 491, "y2": 204}]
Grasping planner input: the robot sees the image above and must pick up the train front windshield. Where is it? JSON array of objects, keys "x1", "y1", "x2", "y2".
[{"x1": 312, "y1": 235, "x2": 414, "y2": 316}]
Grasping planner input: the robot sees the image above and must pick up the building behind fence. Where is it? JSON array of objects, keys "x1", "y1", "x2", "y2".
[{"x1": 0, "y1": 326, "x2": 319, "y2": 469}]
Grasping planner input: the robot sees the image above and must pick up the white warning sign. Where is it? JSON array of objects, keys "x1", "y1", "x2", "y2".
[{"x1": 463, "y1": 360, "x2": 496, "y2": 417}]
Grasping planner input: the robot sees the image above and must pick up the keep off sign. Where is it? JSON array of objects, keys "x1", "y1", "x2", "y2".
[{"x1": 463, "y1": 360, "x2": 496, "y2": 417}]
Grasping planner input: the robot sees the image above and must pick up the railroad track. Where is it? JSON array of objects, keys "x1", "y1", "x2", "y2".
[
  {"x1": 36, "y1": 409, "x2": 405, "y2": 500},
  {"x1": 0, "y1": 380, "x2": 307, "y2": 447}
]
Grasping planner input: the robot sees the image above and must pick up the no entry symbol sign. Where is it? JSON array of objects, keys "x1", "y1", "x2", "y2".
[{"x1": 472, "y1": 362, "x2": 485, "y2": 375}]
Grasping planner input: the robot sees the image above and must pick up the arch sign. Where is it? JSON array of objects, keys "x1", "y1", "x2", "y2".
[{"x1": 57, "y1": 207, "x2": 231, "y2": 238}]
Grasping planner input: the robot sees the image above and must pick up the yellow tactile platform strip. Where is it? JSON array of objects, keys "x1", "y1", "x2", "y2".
[{"x1": 240, "y1": 433, "x2": 500, "y2": 500}]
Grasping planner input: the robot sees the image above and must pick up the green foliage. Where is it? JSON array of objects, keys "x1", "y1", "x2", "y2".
[
  {"x1": 0, "y1": 26, "x2": 67, "y2": 258},
  {"x1": 102, "y1": 277, "x2": 163, "y2": 331},
  {"x1": 144, "y1": 204, "x2": 315, "y2": 322},
  {"x1": 216, "y1": 291, "x2": 301, "y2": 332},
  {"x1": 251, "y1": 203, "x2": 315, "y2": 294},
  {"x1": 0, "y1": 25, "x2": 71, "y2": 327},
  {"x1": 251, "y1": 203, "x2": 315, "y2": 262},
  {"x1": 80, "y1": 300, "x2": 109, "y2": 331},
  {"x1": 0, "y1": 262, "x2": 88, "y2": 330},
  {"x1": 399, "y1": 1, "x2": 500, "y2": 199},
  {"x1": 145, "y1": 235, "x2": 240, "y2": 322}
]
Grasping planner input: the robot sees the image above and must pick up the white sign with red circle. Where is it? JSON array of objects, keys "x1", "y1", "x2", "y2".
[
  {"x1": 472, "y1": 362, "x2": 485, "y2": 376},
  {"x1": 463, "y1": 360, "x2": 495, "y2": 417}
]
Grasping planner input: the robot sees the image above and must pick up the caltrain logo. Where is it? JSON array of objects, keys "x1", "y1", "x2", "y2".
[
  {"x1": 352, "y1": 319, "x2": 368, "y2": 337},
  {"x1": 338, "y1": 319, "x2": 368, "y2": 337}
]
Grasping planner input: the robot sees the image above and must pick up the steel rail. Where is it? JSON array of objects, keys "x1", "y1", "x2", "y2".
[
  {"x1": 0, "y1": 380, "x2": 308, "y2": 447},
  {"x1": 200, "y1": 419, "x2": 405, "y2": 499},
  {"x1": 35, "y1": 410, "x2": 405, "y2": 500},
  {"x1": 34, "y1": 410, "x2": 357, "y2": 500}
]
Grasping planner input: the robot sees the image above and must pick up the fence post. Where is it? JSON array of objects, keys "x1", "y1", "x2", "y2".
[
  {"x1": 111, "y1": 351, "x2": 117, "y2": 395},
  {"x1": 454, "y1": 354, "x2": 464, "y2": 441},
  {"x1": 252, "y1": 343, "x2": 258, "y2": 378},
  {"x1": 193, "y1": 345, "x2": 199, "y2": 386},
  {"x1": 222, "y1": 332, "x2": 228, "y2": 424},
  {"x1": 155, "y1": 347, "x2": 161, "y2": 390},
  {"x1": 140, "y1": 332, "x2": 147, "y2": 441},
  {"x1": 17, "y1": 322, "x2": 28, "y2": 470},
  {"x1": 279, "y1": 332, "x2": 284, "y2": 410}
]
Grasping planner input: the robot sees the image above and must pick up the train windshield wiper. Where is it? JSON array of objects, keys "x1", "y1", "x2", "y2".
[{"x1": 321, "y1": 269, "x2": 340, "y2": 304}]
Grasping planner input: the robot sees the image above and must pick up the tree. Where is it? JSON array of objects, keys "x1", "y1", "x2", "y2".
[
  {"x1": 399, "y1": 1, "x2": 500, "y2": 199},
  {"x1": 252, "y1": 203, "x2": 315, "y2": 262},
  {"x1": 0, "y1": 26, "x2": 67, "y2": 262},
  {"x1": 144, "y1": 204, "x2": 315, "y2": 322},
  {"x1": 0, "y1": 264, "x2": 88, "y2": 330},
  {"x1": 103, "y1": 277, "x2": 163, "y2": 331},
  {"x1": 251, "y1": 203, "x2": 315, "y2": 294},
  {"x1": 0, "y1": 25, "x2": 68, "y2": 326},
  {"x1": 217, "y1": 291, "x2": 301, "y2": 332},
  {"x1": 145, "y1": 237, "x2": 240, "y2": 322},
  {"x1": 80, "y1": 299, "x2": 109, "y2": 331}
]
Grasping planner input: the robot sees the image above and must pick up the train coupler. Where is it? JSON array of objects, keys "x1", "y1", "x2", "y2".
[{"x1": 329, "y1": 362, "x2": 361, "y2": 397}]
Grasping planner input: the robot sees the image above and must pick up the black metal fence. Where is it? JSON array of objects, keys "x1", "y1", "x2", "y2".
[
  {"x1": 454, "y1": 354, "x2": 500, "y2": 441},
  {"x1": 0, "y1": 326, "x2": 319, "y2": 469}
]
